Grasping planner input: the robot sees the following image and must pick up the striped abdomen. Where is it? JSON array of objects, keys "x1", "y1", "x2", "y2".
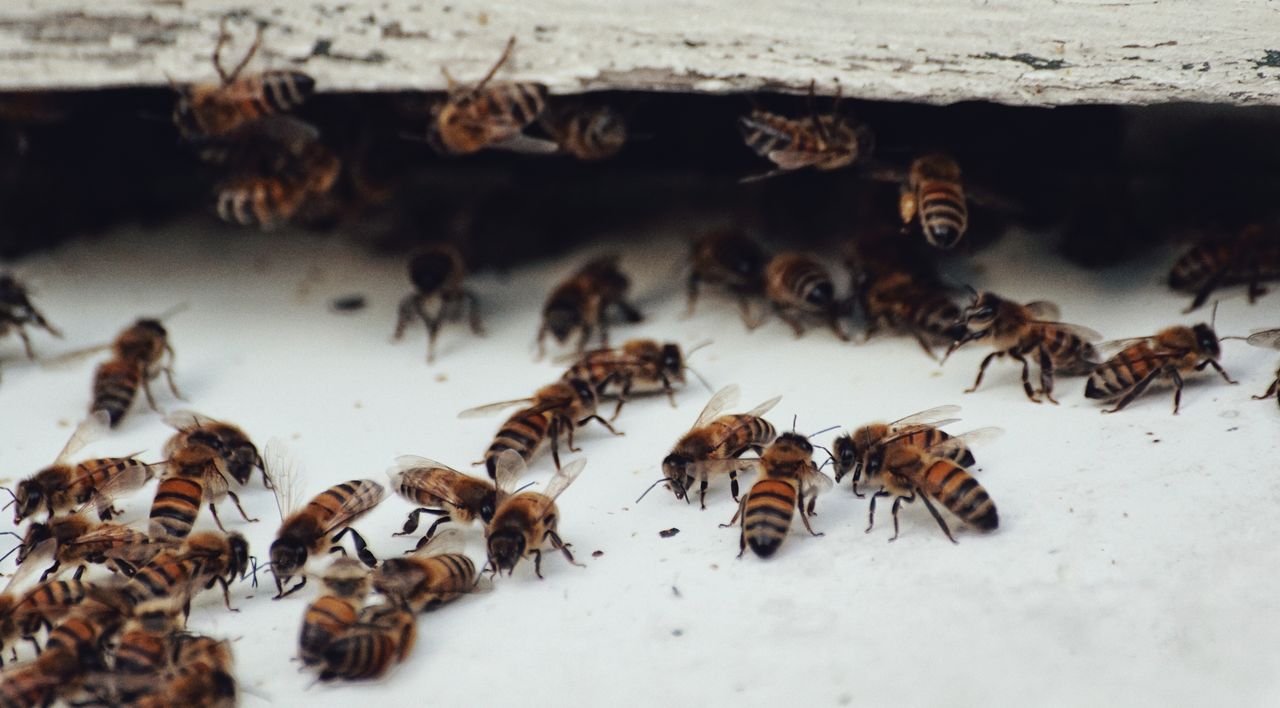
[
  {"x1": 13, "y1": 579, "x2": 90, "y2": 635},
  {"x1": 741, "y1": 478, "x2": 798, "y2": 558},
  {"x1": 766, "y1": 254, "x2": 836, "y2": 311},
  {"x1": 0, "y1": 664, "x2": 60, "y2": 707},
  {"x1": 70, "y1": 457, "x2": 154, "y2": 506},
  {"x1": 180, "y1": 71, "x2": 315, "y2": 138},
  {"x1": 91, "y1": 358, "x2": 142, "y2": 426},
  {"x1": 217, "y1": 176, "x2": 307, "y2": 230},
  {"x1": 234, "y1": 71, "x2": 315, "y2": 118},
  {"x1": 917, "y1": 458, "x2": 997, "y2": 531},
  {"x1": 439, "y1": 83, "x2": 548, "y2": 154},
  {"x1": 911, "y1": 295, "x2": 964, "y2": 340},
  {"x1": 149, "y1": 476, "x2": 204, "y2": 541},
  {"x1": 915, "y1": 178, "x2": 968, "y2": 249},
  {"x1": 1169, "y1": 242, "x2": 1233, "y2": 290},
  {"x1": 557, "y1": 108, "x2": 626, "y2": 160},
  {"x1": 1031, "y1": 324, "x2": 1098, "y2": 375},
  {"x1": 299, "y1": 596, "x2": 360, "y2": 666},
  {"x1": 320, "y1": 631, "x2": 399, "y2": 681},
  {"x1": 890, "y1": 427, "x2": 975, "y2": 468},
  {"x1": 377, "y1": 554, "x2": 477, "y2": 613},
  {"x1": 297, "y1": 480, "x2": 387, "y2": 534},
  {"x1": 1084, "y1": 343, "x2": 1166, "y2": 400},
  {"x1": 713, "y1": 414, "x2": 777, "y2": 458},
  {"x1": 484, "y1": 408, "x2": 551, "y2": 478},
  {"x1": 125, "y1": 556, "x2": 199, "y2": 606},
  {"x1": 114, "y1": 628, "x2": 170, "y2": 675}
]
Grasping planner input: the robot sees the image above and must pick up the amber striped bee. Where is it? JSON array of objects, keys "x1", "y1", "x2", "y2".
[
  {"x1": 216, "y1": 136, "x2": 341, "y2": 230},
  {"x1": 540, "y1": 103, "x2": 627, "y2": 160},
  {"x1": 462, "y1": 377, "x2": 622, "y2": 477},
  {"x1": 0, "y1": 541, "x2": 121, "y2": 665},
  {"x1": 1169, "y1": 224, "x2": 1280, "y2": 313},
  {"x1": 112, "y1": 608, "x2": 182, "y2": 677},
  {"x1": 15, "y1": 512, "x2": 157, "y2": 580},
  {"x1": 299, "y1": 557, "x2": 371, "y2": 666},
  {"x1": 686, "y1": 228, "x2": 768, "y2": 327},
  {"x1": 537, "y1": 256, "x2": 643, "y2": 355},
  {"x1": 133, "y1": 635, "x2": 237, "y2": 708},
  {"x1": 172, "y1": 19, "x2": 315, "y2": 140},
  {"x1": 861, "y1": 435, "x2": 999, "y2": 543},
  {"x1": 849, "y1": 242, "x2": 967, "y2": 358},
  {"x1": 763, "y1": 252, "x2": 849, "y2": 340},
  {"x1": 0, "y1": 273, "x2": 61, "y2": 370},
  {"x1": 318, "y1": 602, "x2": 416, "y2": 682},
  {"x1": 163, "y1": 410, "x2": 268, "y2": 488},
  {"x1": 721, "y1": 432, "x2": 834, "y2": 558},
  {"x1": 1242, "y1": 328, "x2": 1280, "y2": 407},
  {"x1": 561, "y1": 339, "x2": 711, "y2": 419},
  {"x1": 1085, "y1": 315, "x2": 1237, "y2": 414},
  {"x1": 830, "y1": 406, "x2": 969, "y2": 492},
  {"x1": 124, "y1": 531, "x2": 250, "y2": 616},
  {"x1": 148, "y1": 438, "x2": 257, "y2": 543},
  {"x1": 393, "y1": 244, "x2": 483, "y2": 363},
  {"x1": 4, "y1": 604, "x2": 124, "y2": 704},
  {"x1": 898, "y1": 154, "x2": 969, "y2": 250},
  {"x1": 268, "y1": 462, "x2": 386, "y2": 598},
  {"x1": 485, "y1": 451, "x2": 586, "y2": 578},
  {"x1": 90, "y1": 316, "x2": 183, "y2": 427},
  {"x1": 738, "y1": 81, "x2": 872, "y2": 181},
  {"x1": 638, "y1": 384, "x2": 780, "y2": 509},
  {"x1": 430, "y1": 37, "x2": 553, "y2": 156},
  {"x1": 387, "y1": 456, "x2": 497, "y2": 542},
  {"x1": 374, "y1": 529, "x2": 479, "y2": 612},
  {"x1": 944, "y1": 292, "x2": 1101, "y2": 403}
]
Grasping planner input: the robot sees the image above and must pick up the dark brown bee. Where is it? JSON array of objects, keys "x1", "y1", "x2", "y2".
[
  {"x1": 268, "y1": 467, "x2": 386, "y2": 598},
  {"x1": 686, "y1": 228, "x2": 768, "y2": 327},
  {"x1": 763, "y1": 252, "x2": 849, "y2": 340},
  {"x1": 163, "y1": 411, "x2": 268, "y2": 488},
  {"x1": 124, "y1": 531, "x2": 250, "y2": 615},
  {"x1": 318, "y1": 602, "x2": 416, "y2": 682},
  {"x1": 540, "y1": 103, "x2": 627, "y2": 160},
  {"x1": 299, "y1": 558, "x2": 371, "y2": 666},
  {"x1": 1085, "y1": 317, "x2": 1237, "y2": 414},
  {"x1": 91, "y1": 317, "x2": 182, "y2": 427},
  {"x1": 900, "y1": 154, "x2": 968, "y2": 250},
  {"x1": 830, "y1": 406, "x2": 968, "y2": 492},
  {"x1": 1243, "y1": 328, "x2": 1280, "y2": 407},
  {"x1": 485, "y1": 451, "x2": 586, "y2": 578},
  {"x1": 148, "y1": 439, "x2": 257, "y2": 543},
  {"x1": 849, "y1": 243, "x2": 967, "y2": 358},
  {"x1": 1169, "y1": 224, "x2": 1280, "y2": 312},
  {"x1": 172, "y1": 19, "x2": 315, "y2": 140},
  {"x1": 387, "y1": 456, "x2": 497, "y2": 542},
  {"x1": 15, "y1": 512, "x2": 157, "y2": 579},
  {"x1": 133, "y1": 635, "x2": 236, "y2": 708},
  {"x1": 216, "y1": 137, "x2": 341, "y2": 230},
  {"x1": 393, "y1": 244, "x2": 483, "y2": 363},
  {"x1": 738, "y1": 82, "x2": 872, "y2": 181},
  {"x1": 639, "y1": 384, "x2": 780, "y2": 509},
  {"x1": 0, "y1": 273, "x2": 61, "y2": 370},
  {"x1": 373, "y1": 529, "x2": 479, "y2": 612},
  {"x1": 8, "y1": 412, "x2": 155, "y2": 524},
  {"x1": 462, "y1": 377, "x2": 622, "y2": 477},
  {"x1": 561, "y1": 339, "x2": 710, "y2": 419},
  {"x1": 537, "y1": 256, "x2": 643, "y2": 355},
  {"x1": 861, "y1": 436, "x2": 999, "y2": 543},
  {"x1": 431, "y1": 37, "x2": 552, "y2": 156},
  {"x1": 945, "y1": 292, "x2": 1101, "y2": 403},
  {"x1": 722, "y1": 432, "x2": 833, "y2": 558}
]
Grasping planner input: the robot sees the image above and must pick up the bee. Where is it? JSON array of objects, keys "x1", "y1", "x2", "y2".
[
  {"x1": 540, "y1": 103, "x2": 627, "y2": 160},
  {"x1": 112, "y1": 608, "x2": 182, "y2": 677},
  {"x1": 0, "y1": 273, "x2": 61, "y2": 368},
  {"x1": 148, "y1": 438, "x2": 257, "y2": 543},
  {"x1": 163, "y1": 410, "x2": 268, "y2": 488},
  {"x1": 830, "y1": 406, "x2": 970, "y2": 492},
  {"x1": 485, "y1": 450, "x2": 587, "y2": 578},
  {"x1": 899, "y1": 154, "x2": 969, "y2": 249},
  {"x1": 318, "y1": 602, "x2": 416, "y2": 682},
  {"x1": 172, "y1": 19, "x2": 315, "y2": 140},
  {"x1": 91, "y1": 316, "x2": 183, "y2": 427},
  {"x1": 299, "y1": 558, "x2": 372, "y2": 666},
  {"x1": 8, "y1": 411, "x2": 156, "y2": 524},
  {"x1": 1242, "y1": 328, "x2": 1280, "y2": 407},
  {"x1": 1085, "y1": 313, "x2": 1237, "y2": 414},
  {"x1": 268, "y1": 463, "x2": 386, "y2": 598},
  {"x1": 763, "y1": 252, "x2": 849, "y2": 340},
  {"x1": 430, "y1": 36, "x2": 552, "y2": 156},
  {"x1": 0, "y1": 541, "x2": 120, "y2": 664},
  {"x1": 737, "y1": 81, "x2": 872, "y2": 181},
  {"x1": 15, "y1": 512, "x2": 157, "y2": 579},
  {"x1": 1169, "y1": 224, "x2": 1280, "y2": 312},
  {"x1": 849, "y1": 244, "x2": 967, "y2": 358},
  {"x1": 721, "y1": 431, "x2": 834, "y2": 559},
  {"x1": 944, "y1": 292, "x2": 1101, "y2": 403},
  {"x1": 393, "y1": 244, "x2": 483, "y2": 363},
  {"x1": 537, "y1": 256, "x2": 643, "y2": 355},
  {"x1": 561, "y1": 339, "x2": 711, "y2": 419},
  {"x1": 124, "y1": 531, "x2": 250, "y2": 615},
  {"x1": 686, "y1": 228, "x2": 768, "y2": 327},
  {"x1": 8, "y1": 605, "x2": 124, "y2": 703},
  {"x1": 374, "y1": 529, "x2": 479, "y2": 612},
  {"x1": 387, "y1": 456, "x2": 497, "y2": 542},
  {"x1": 860, "y1": 435, "x2": 999, "y2": 543},
  {"x1": 216, "y1": 137, "x2": 342, "y2": 230},
  {"x1": 461, "y1": 377, "x2": 622, "y2": 477},
  {"x1": 133, "y1": 635, "x2": 236, "y2": 708}
]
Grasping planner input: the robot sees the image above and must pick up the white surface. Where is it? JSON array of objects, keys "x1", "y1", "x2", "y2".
[
  {"x1": 2, "y1": 1, "x2": 1280, "y2": 105},
  {"x1": 1, "y1": 222, "x2": 1279, "y2": 707}
]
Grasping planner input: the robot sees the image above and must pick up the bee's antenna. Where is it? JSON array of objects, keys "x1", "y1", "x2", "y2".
[
  {"x1": 791, "y1": 415, "x2": 797, "y2": 433},
  {"x1": 816, "y1": 458, "x2": 832, "y2": 472},
  {"x1": 0, "y1": 542, "x2": 22, "y2": 564},
  {"x1": 156, "y1": 302, "x2": 191, "y2": 322},
  {"x1": 685, "y1": 365, "x2": 715, "y2": 394},
  {"x1": 1210, "y1": 300, "x2": 1220, "y2": 330},
  {"x1": 808, "y1": 425, "x2": 840, "y2": 438},
  {"x1": 685, "y1": 340, "x2": 714, "y2": 358},
  {"x1": 635, "y1": 478, "x2": 675, "y2": 504},
  {"x1": 813, "y1": 443, "x2": 834, "y2": 462},
  {"x1": 513, "y1": 481, "x2": 537, "y2": 494}
]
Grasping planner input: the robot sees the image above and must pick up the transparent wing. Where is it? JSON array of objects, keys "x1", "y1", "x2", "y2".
[
  {"x1": 683, "y1": 458, "x2": 764, "y2": 479},
  {"x1": 458, "y1": 396, "x2": 536, "y2": 419},
  {"x1": 68, "y1": 456, "x2": 158, "y2": 511},
  {"x1": 390, "y1": 455, "x2": 461, "y2": 476},
  {"x1": 63, "y1": 524, "x2": 157, "y2": 563},
  {"x1": 878, "y1": 423, "x2": 956, "y2": 448},
  {"x1": 387, "y1": 457, "x2": 471, "y2": 508},
  {"x1": 542, "y1": 457, "x2": 587, "y2": 504},
  {"x1": 54, "y1": 411, "x2": 110, "y2": 464},
  {"x1": 1024, "y1": 301, "x2": 1061, "y2": 321},
  {"x1": 1095, "y1": 337, "x2": 1156, "y2": 358},
  {"x1": 692, "y1": 384, "x2": 740, "y2": 429},
  {"x1": 4, "y1": 538, "x2": 55, "y2": 594},
  {"x1": 263, "y1": 438, "x2": 303, "y2": 520},
  {"x1": 163, "y1": 409, "x2": 213, "y2": 431},
  {"x1": 318, "y1": 480, "x2": 387, "y2": 536},
  {"x1": 493, "y1": 449, "x2": 528, "y2": 501},
  {"x1": 1033, "y1": 321, "x2": 1105, "y2": 343},
  {"x1": 742, "y1": 394, "x2": 783, "y2": 419},
  {"x1": 887, "y1": 405, "x2": 962, "y2": 431},
  {"x1": 1246, "y1": 328, "x2": 1280, "y2": 350},
  {"x1": 800, "y1": 469, "x2": 834, "y2": 497},
  {"x1": 38, "y1": 342, "x2": 111, "y2": 370},
  {"x1": 924, "y1": 427, "x2": 1005, "y2": 457},
  {"x1": 410, "y1": 527, "x2": 469, "y2": 557}
]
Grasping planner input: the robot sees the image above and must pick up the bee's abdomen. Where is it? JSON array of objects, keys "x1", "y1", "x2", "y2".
[
  {"x1": 742, "y1": 478, "x2": 797, "y2": 558},
  {"x1": 920, "y1": 459, "x2": 997, "y2": 531}
]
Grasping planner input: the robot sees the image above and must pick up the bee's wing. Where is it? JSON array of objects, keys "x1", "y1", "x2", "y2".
[
  {"x1": 488, "y1": 133, "x2": 561, "y2": 155},
  {"x1": 318, "y1": 480, "x2": 387, "y2": 537},
  {"x1": 492, "y1": 449, "x2": 528, "y2": 502},
  {"x1": 800, "y1": 469, "x2": 834, "y2": 497},
  {"x1": 387, "y1": 458, "x2": 470, "y2": 508},
  {"x1": 457, "y1": 397, "x2": 536, "y2": 419},
  {"x1": 4, "y1": 538, "x2": 55, "y2": 594},
  {"x1": 38, "y1": 342, "x2": 111, "y2": 370},
  {"x1": 878, "y1": 424, "x2": 956, "y2": 448},
  {"x1": 1246, "y1": 328, "x2": 1280, "y2": 350},
  {"x1": 692, "y1": 384, "x2": 741, "y2": 429},
  {"x1": 887, "y1": 405, "x2": 962, "y2": 430},
  {"x1": 1023, "y1": 301, "x2": 1061, "y2": 321},
  {"x1": 682, "y1": 458, "x2": 764, "y2": 480},
  {"x1": 540, "y1": 457, "x2": 587, "y2": 506},
  {"x1": 410, "y1": 527, "x2": 468, "y2": 557},
  {"x1": 1034, "y1": 321, "x2": 1105, "y2": 343},
  {"x1": 68, "y1": 455, "x2": 158, "y2": 510},
  {"x1": 263, "y1": 438, "x2": 304, "y2": 520},
  {"x1": 54, "y1": 411, "x2": 111, "y2": 464},
  {"x1": 1094, "y1": 337, "x2": 1155, "y2": 358},
  {"x1": 742, "y1": 394, "x2": 783, "y2": 420},
  {"x1": 162, "y1": 409, "x2": 213, "y2": 431},
  {"x1": 390, "y1": 455, "x2": 461, "y2": 476},
  {"x1": 63, "y1": 524, "x2": 157, "y2": 563},
  {"x1": 923, "y1": 427, "x2": 1005, "y2": 458}
]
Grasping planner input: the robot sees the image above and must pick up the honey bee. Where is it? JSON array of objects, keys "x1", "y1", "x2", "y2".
[
  {"x1": 299, "y1": 557, "x2": 372, "y2": 666},
  {"x1": 1169, "y1": 224, "x2": 1280, "y2": 312},
  {"x1": 318, "y1": 602, "x2": 416, "y2": 682},
  {"x1": 561, "y1": 339, "x2": 711, "y2": 419},
  {"x1": 638, "y1": 384, "x2": 780, "y2": 509},
  {"x1": 387, "y1": 456, "x2": 497, "y2": 542},
  {"x1": 537, "y1": 256, "x2": 644, "y2": 356},
  {"x1": 1085, "y1": 314, "x2": 1237, "y2": 414},
  {"x1": 3, "y1": 605, "x2": 124, "y2": 704},
  {"x1": 90, "y1": 316, "x2": 183, "y2": 427},
  {"x1": 163, "y1": 410, "x2": 268, "y2": 488},
  {"x1": 738, "y1": 81, "x2": 872, "y2": 181},
  {"x1": 172, "y1": 19, "x2": 315, "y2": 140},
  {"x1": 899, "y1": 154, "x2": 969, "y2": 250},
  {"x1": 124, "y1": 531, "x2": 250, "y2": 615},
  {"x1": 0, "y1": 273, "x2": 61, "y2": 369},
  {"x1": 216, "y1": 137, "x2": 342, "y2": 230},
  {"x1": 763, "y1": 252, "x2": 849, "y2": 340},
  {"x1": 393, "y1": 244, "x2": 484, "y2": 363},
  {"x1": 430, "y1": 37, "x2": 552, "y2": 156},
  {"x1": 721, "y1": 431, "x2": 834, "y2": 558},
  {"x1": 8, "y1": 412, "x2": 156, "y2": 524},
  {"x1": 148, "y1": 438, "x2": 258, "y2": 543},
  {"x1": 1242, "y1": 328, "x2": 1280, "y2": 407},
  {"x1": 860, "y1": 435, "x2": 999, "y2": 543},
  {"x1": 268, "y1": 463, "x2": 386, "y2": 598},
  {"x1": 133, "y1": 635, "x2": 236, "y2": 708},
  {"x1": 16, "y1": 512, "x2": 157, "y2": 579},
  {"x1": 485, "y1": 450, "x2": 587, "y2": 578},
  {"x1": 540, "y1": 103, "x2": 627, "y2": 160},
  {"x1": 0, "y1": 541, "x2": 121, "y2": 664},
  {"x1": 374, "y1": 529, "x2": 479, "y2": 612},
  {"x1": 944, "y1": 292, "x2": 1101, "y2": 403},
  {"x1": 849, "y1": 243, "x2": 967, "y2": 358},
  {"x1": 686, "y1": 228, "x2": 768, "y2": 327},
  {"x1": 461, "y1": 377, "x2": 622, "y2": 477},
  {"x1": 830, "y1": 406, "x2": 969, "y2": 492},
  {"x1": 112, "y1": 608, "x2": 182, "y2": 678}
]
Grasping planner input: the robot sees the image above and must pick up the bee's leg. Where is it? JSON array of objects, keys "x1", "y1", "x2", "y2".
[
  {"x1": 912, "y1": 331, "x2": 940, "y2": 361},
  {"x1": 26, "y1": 636, "x2": 41, "y2": 656},
  {"x1": 331, "y1": 527, "x2": 378, "y2": 567},
  {"x1": 162, "y1": 344, "x2": 184, "y2": 399},
  {"x1": 227, "y1": 490, "x2": 259, "y2": 522},
  {"x1": 719, "y1": 495, "x2": 747, "y2": 529},
  {"x1": 1102, "y1": 371, "x2": 1159, "y2": 414},
  {"x1": 774, "y1": 304, "x2": 806, "y2": 338},
  {"x1": 887, "y1": 491, "x2": 917, "y2": 542},
  {"x1": 1198, "y1": 358, "x2": 1238, "y2": 385},
  {"x1": 562, "y1": 414, "x2": 583, "y2": 453},
  {"x1": 73, "y1": 563, "x2": 87, "y2": 581},
  {"x1": 217, "y1": 576, "x2": 238, "y2": 612},
  {"x1": 16, "y1": 327, "x2": 35, "y2": 359},
  {"x1": 580, "y1": 413, "x2": 624, "y2": 438},
  {"x1": 659, "y1": 374, "x2": 677, "y2": 408},
  {"x1": 797, "y1": 491, "x2": 823, "y2": 537},
  {"x1": 424, "y1": 313, "x2": 442, "y2": 364},
  {"x1": 39, "y1": 560, "x2": 61, "y2": 583},
  {"x1": 532, "y1": 549, "x2": 544, "y2": 579},
  {"x1": 548, "y1": 417, "x2": 564, "y2": 469},
  {"x1": 141, "y1": 375, "x2": 160, "y2": 412},
  {"x1": 546, "y1": 530, "x2": 583, "y2": 567},
  {"x1": 728, "y1": 470, "x2": 740, "y2": 503},
  {"x1": 616, "y1": 299, "x2": 644, "y2": 324},
  {"x1": 276, "y1": 576, "x2": 307, "y2": 599},
  {"x1": 1037, "y1": 348, "x2": 1059, "y2": 404},
  {"x1": 1185, "y1": 274, "x2": 1223, "y2": 313},
  {"x1": 1168, "y1": 367, "x2": 1186, "y2": 414},
  {"x1": 865, "y1": 490, "x2": 890, "y2": 533},
  {"x1": 207, "y1": 502, "x2": 229, "y2": 532},
  {"x1": 686, "y1": 273, "x2": 701, "y2": 317},
  {"x1": 699, "y1": 475, "x2": 711, "y2": 510},
  {"x1": 421, "y1": 513, "x2": 452, "y2": 543},
  {"x1": 611, "y1": 375, "x2": 632, "y2": 421},
  {"x1": 1254, "y1": 377, "x2": 1279, "y2": 400},
  {"x1": 395, "y1": 508, "x2": 444, "y2": 536},
  {"x1": 392, "y1": 295, "x2": 417, "y2": 341},
  {"x1": 964, "y1": 351, "x2": 1003, "y2": 393},
  {"x1": 463, "y1": 289, "x2": 484, "y2": 335},
  {"x1": 1009, "y1": 350, "x2": 1039, "y2": 403}
]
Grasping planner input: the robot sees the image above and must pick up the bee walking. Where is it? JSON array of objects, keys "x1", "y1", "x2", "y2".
[
  {"x1": 299, "y1": 558, "x2": 371, "y2": 666},
  {"x1": 1242, "y1": 328, "x2": 1280, "y2": 407},
  {"x1": 393, "y1": 244, "x2": 483, "y2": 363},
  {"x1": 722, "y1": 432, "x2": 833, "y2": 559},
  {"x1": 485, "y1": 451, "x2": 586, "y2": 578},
  {"x1": 90, "y1": 316, "x2": 183, "y2": 427},
  {"x1": 537, "y1": 256, "x2": 643, "y2": 355},
  {"x1": 1168, "y1": 224, "x2": 1280, "y2": 312},
  {"x1": 850, "y1": 244, "x2": 967, "y2": 358},
  {"x1": 686, "y1": 228, "x2": 768, "y2": 327},
  {"x1": 763, "y1": 252, "x2": 849, "y2": 340},
  {"x1": 215, "y1": 130, "x2": 341, "y2": 231},
  {"x1": 0, "y1": 273, "x2": 61, "y2": 372},
  {"x1": 374, "y1": 529, "x2": 479, "y2": 612},
  {"x1": 387, "y1": 456, "x2": 497, "y2": 542},
  {"x1": 318, "y1": 602, "x2": 416, "y2": 682},
  {"x1": 429, "y1": 36, "x2": 553, "y2": 156},
  {"x1": 1085, "y1": 316, "x2": 1237, "y2": 414},
  {"x1": 900, "y1": 154, "x2": 969, "y2": 250},
  {"x1": 830, "y1": 406, "x2": 971, "y2": 493},
  {"x1": 562, "y1": 339, "x2": 708, "y2": 419},
  {"x1": 861, "y1": 435, "x2": 999, "y2": 543}
]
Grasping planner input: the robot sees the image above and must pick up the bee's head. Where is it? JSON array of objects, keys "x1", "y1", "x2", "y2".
[
  {"x1": 1192, "y1": 323, "x2": 1221, "y2": 359},
  {"x1": 486, "y1": 530, "x2": 526, "y2": 575}
]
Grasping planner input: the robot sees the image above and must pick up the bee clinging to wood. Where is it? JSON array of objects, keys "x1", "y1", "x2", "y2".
[
  {"x1": 1168, "y1": 223, "x2": 1280, "y2": 313},
  {"x1": 0, "y1": 273, "x2": 61, "y2": 370},
  {"x1": 298, "y1": 557, "x2": 371, "y2": 667},
  {"x1": 540, "y1": 103, "x2": 627, "y2": 161},
  {"x1": 485, "y1": 451, "x2": 586, "y2": 578},
  {"x1": 830, "y1": 406, "x2": 969, "y2": 493},
  {"x1": 538, "y1": 256, "x2": 643, "y2": 356},
  {"x1": 763, "y1": 252, "x2": 849, "y2": 341},
  {"x1": 1241, "y1": 328, "x2": 1280, "y2": 407},
  {"x1": 944, "y1": 292, "x2": 1100, "y2": 403},
  {"x1": 374, "y1": 529, "x2": 480, "y2": 612},
  {"x1": 561, "y1": 339, "x2": 711, "y2": 419},
  {"x1": 900, "y1": 154, "x2": 969, "y2": 250},
  {"x1": 429, "y1": 36, "x2": 554, "y2": 156},
  {"x1": 393, "y1": 244, "x2": 483, "y2": 363},
  {"x1": 88, "y1": 313, "x2": 184, "y2": 428},
  {"x1": 686, "y1": 228, "x2": 768, "y2": 328},
  {"x1": 387, "y1": 456, "x2": 497, "y2": 542},
  {"x1": 738, "y1": 80, "x2": 873, "y2": 182},
  {"x1": 721, "y1": 430, "x2": 834, "y2": 559}
]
